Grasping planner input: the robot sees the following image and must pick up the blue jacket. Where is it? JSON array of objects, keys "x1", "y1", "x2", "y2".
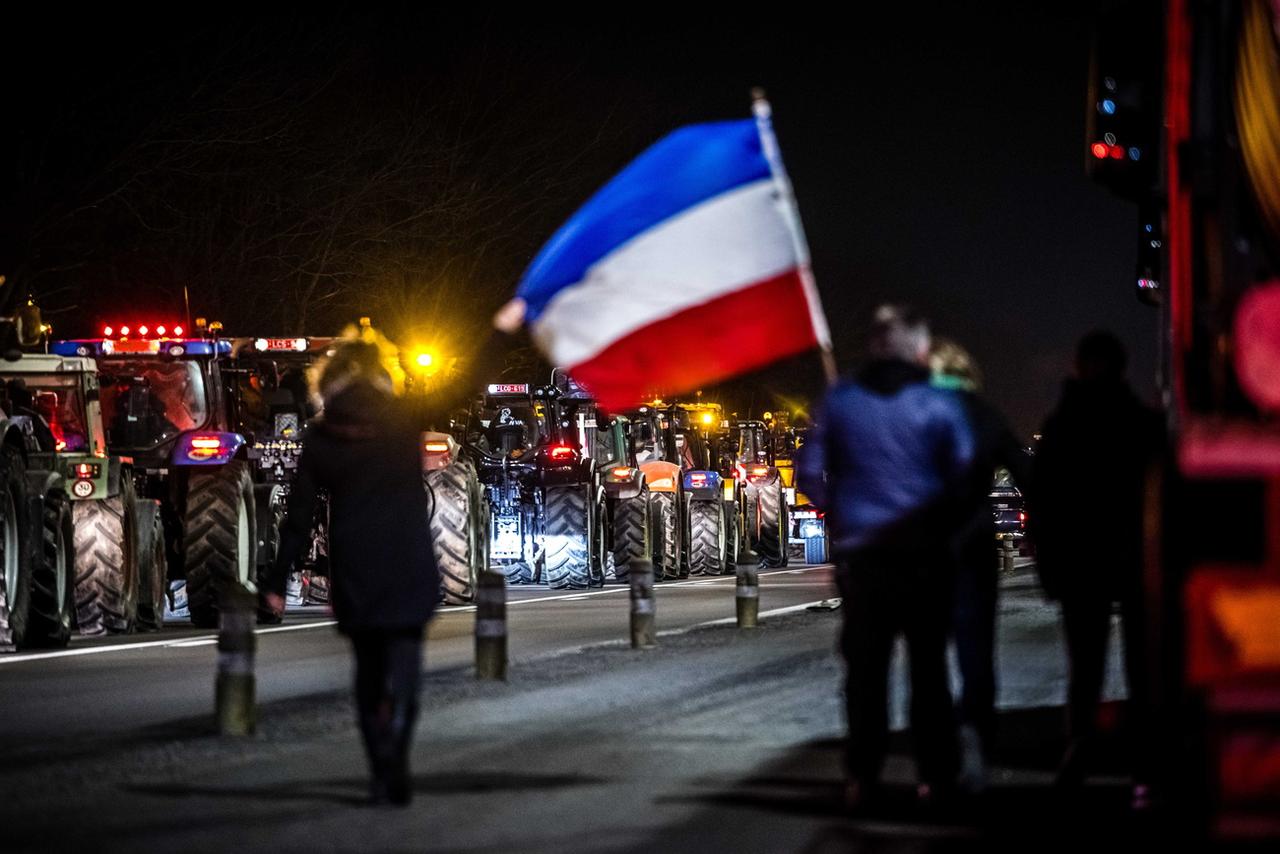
[{"x1": 798, "y1": 360, "x2": 975, "y2": 556}]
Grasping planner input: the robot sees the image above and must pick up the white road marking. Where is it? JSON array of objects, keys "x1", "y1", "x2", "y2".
[
  {"x1": 0, "y1": 565, "x2": 831, "y2": 665},
  {"x1": 666, "y1": 599, "x2": 830, "y2": 632}
]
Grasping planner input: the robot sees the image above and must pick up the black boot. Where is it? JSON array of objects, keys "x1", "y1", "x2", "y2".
[
  {"x1": 360, "y1": 702, "x2": 393, "y2": 805},
  {"x1": 385, "y1": 701, "x2": 418, "y2": 806}
]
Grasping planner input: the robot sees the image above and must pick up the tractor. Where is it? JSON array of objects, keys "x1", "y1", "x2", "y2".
[
  {"x1": 465, "y1": 380, "x2": 607, "y2": 589},
  {"x1": 625, "y1": 405, "x2": 685, "y2": 580},
  {"x1": 54, "y1": 321, "x2": 261, "y2": 627},
  {"x1": 0, "y1": 310, "x2": 77, "y2": 649},
  {"x1": 0, "y1": 352, "x2": 167, "y2": 635},
  {"x1": 730, "y1": 419, "x2": 790, "y2": 568}
]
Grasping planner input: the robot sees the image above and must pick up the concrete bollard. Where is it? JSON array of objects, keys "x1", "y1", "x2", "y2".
[
  {"x1": 736, "y1": 564, "x2": 759, "y2": 629},
  {"x1": 630, "y1": 558, "x2": 656, "y2": 649},
  {"x1": 216, "y1": 584, "x2": 258, "y2": 736},
  {"x1": 475, "y1": 570, "x2": 507, "y2": 680},
  {"x1": 1002, "y1": 539, "x2": 1016, "y2": 574}
]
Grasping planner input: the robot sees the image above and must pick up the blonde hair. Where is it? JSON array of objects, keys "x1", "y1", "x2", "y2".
[
  {"x1": 929, "y1": 337, "x2": 982, "y2": 391},
  {"x1": 317, "y1": 341, "x2": 394, "y2": 402}
]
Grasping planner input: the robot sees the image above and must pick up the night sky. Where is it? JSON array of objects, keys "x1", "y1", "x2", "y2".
[{"x1": 4, "y1": 5, "x2": 1155, "y2": 437}]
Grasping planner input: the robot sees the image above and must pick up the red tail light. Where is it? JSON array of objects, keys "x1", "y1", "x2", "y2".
[
  {"x1": 173, "y1": 325, "x2": 184, "y2": 336},
  {"x1": 424, "y1": 441, "x2": 450, "y2": 454},
  {"x1": 138, "y1": 325, "x2": 149, "y2": 336},
  {"x1": 191, "y1": 437, "x2": 222, "y2": 450},
  {"x1": 690, "y1": 472, "x2": 707, "y2": 485},
  {"x1": 751, "y1": 466, "x2": 770, "y2": 477},
  {"x1": 75, "y1": 463, "x2": 94, "y2": 477},
  {"x1": 1019, "y1": 511, "x2": 1027, "y2": 525},
  {"x1": 103, "y1": 326, "x2": 114, "y2": 337},
  {"x1": 549, "y1": 444, "x2": 574, "y2": 461},
  {"x1": 611, "y1": 466, "x2": 633, "y2": 478}
]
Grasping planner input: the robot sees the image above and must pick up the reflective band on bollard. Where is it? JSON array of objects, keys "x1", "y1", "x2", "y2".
[
  {"x1": 216, "y1": 585, "x2": 257, "y2": 736},
  {"x1": 475, "y1": 570, "x2": 507, "y2": 680},
  {"x1": 736, "y1": 564, "x2": 759, "y2": 629},
  {"x1": 630, "y1": 558, "x2": 656, "y2": 649}
]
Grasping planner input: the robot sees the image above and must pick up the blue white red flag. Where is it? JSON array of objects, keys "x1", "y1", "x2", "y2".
[{"x1": 504, "y1": 105, "x2": 831, "y2": 410}]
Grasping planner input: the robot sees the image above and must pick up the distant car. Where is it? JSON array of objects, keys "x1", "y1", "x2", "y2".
[{"x1": 989, "y1": 483, "x2": 1026, "y2": 542}]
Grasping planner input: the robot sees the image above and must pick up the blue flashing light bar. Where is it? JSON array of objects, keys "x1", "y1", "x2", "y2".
[{"x1": 51, "y1": 339, "x2": 231, "y2": 358}]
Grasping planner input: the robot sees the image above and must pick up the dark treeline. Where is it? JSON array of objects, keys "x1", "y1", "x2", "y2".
[{"x1": 3, "y1": 9, "x2": 652, "y2": 358}]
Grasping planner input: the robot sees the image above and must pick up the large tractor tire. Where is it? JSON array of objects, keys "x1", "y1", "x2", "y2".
[
  {"x1": 0, "y1": 445, "x2": 32, "y2": 650},
  {"x1": 544, "y1": 486, "x2": 591, "y2": 590},
  {"x1": 133, "y1": 499, "x2": 168, "y2": 632},
  {"x1": 27, "y1": 488, "x2": 75, "y2": 647},
  {"x1": 688, "y1": 499, "x2": 726, "y2": 576},
  {"x1": 426, "y1": 461, "x2": 484, "y2": 605},
  {"x1": 649, "y1": 492, "x2": 680, "y2": 581},
  {"x1": 744, "y1": 489, "x2": 760, "y2": 546},
  {"x1": 0, "y1": 445, "x2": 31, "y2": 649},
  {"x1": 253, "y1": 484, "x2": 285, "y2": 624},
  {"x1": 757, "y1": 481, "x2": 790, "y2": 568},
  {"x1": 724, "y1": 500, "x2": 744, "y2": 574},
  {"x1": 611, "y1": 494, "x2": 650, "y2": 582},
  {"x1": 589, "y1": 488, "x2": 608, "y2": 588},
  {"x1": 73, "y1": 479, "x2": 139, "y2": 636},
  {"x1": 184, "y1": 462, "x2": 256, "y2": 628}
]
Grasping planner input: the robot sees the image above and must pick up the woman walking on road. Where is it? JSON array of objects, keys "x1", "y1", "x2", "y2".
[
  {"x1": 264, "y1": 339, "x2": 440, "y2": 806},
  {"x1": 929, "y1": 339, "x2": 1031, "y2": 793}
]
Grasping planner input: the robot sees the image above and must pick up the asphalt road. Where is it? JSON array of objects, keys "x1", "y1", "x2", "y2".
[
  {"x1": 1, "y1": 559, "x2": 1141, "y2": 852},
  {"x1": 0, "y1": 564, "x2": 835, "y2": 755}
]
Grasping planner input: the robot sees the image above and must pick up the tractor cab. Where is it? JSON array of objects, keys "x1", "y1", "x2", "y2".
[
  {"x1": 473, "y1": 383, "x2": 545, "y2": 459},
  {"x1": 54, "y1": 324, "x2": 234, "y2": 467}
]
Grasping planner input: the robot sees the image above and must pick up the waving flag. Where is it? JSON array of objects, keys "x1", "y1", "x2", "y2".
[{"x1": 500, "y1": 98, "x2": 831, "y2": 410}]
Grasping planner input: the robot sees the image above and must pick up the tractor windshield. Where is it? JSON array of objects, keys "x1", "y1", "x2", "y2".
[
  {"x1": 3, "y1": 375, "x2": 89, "y2": 452},
  {"x1": 737, "y1": 425, "x2": 769, "y2": 464},
  {"x1": 477, "y1": 399, "x2": 543, "y2": 457},
  {"x1": 98, "y1": 359, "x2": 210, "y2": 451}
]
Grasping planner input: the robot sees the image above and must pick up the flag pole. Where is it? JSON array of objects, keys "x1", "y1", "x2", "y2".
[{"x1": 750, "y1": 88, "x2": 838, "y2": 387}]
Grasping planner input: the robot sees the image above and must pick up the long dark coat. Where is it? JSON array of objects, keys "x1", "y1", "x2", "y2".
[{"x1": 268, "y1": 382, "x2": 439, "y2": 631}]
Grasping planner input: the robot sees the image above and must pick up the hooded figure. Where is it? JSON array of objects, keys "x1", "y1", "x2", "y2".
[
  {"x1": 266, "y1": 340, "x2": 439, "y2": 806},
  {"x1": 1028, "y1": 330, "x2": 1162, "y2": 809}
]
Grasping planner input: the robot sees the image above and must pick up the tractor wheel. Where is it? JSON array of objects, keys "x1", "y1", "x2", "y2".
[
  {"x1": 0, "y1": 445, "x2": 31, "y2": 649},
  {"x1": 426, "y1": 460, "x2": 482, "y2": 604},
  {"x1": 184, "y1": 462, "x2": 256, "y2": 628},
  {"x1": 688, "y1": 499, "x2": 726, "y2": 576},
  {"x1": 27, "y1": 488, "x2": 74, "y2": 647},
  {"x1": 611, "y1": 493, "x2": 650, "y2": 582},
  {"x1": 73, "y1": 480, "x2": 139, "y2": 635},
  {"x1": 744, "y1": 489, "x2": 760, "y2": 546},
  {"x1": 649, "y1": 492, "x2": 680, "y2": 580},
  {"x1": 543, "y1": 486, "x2": 591, "y2": 590},
  {"x1": 589, "y1": 488, "x2": 608, "y2": 588},
  {"x1": 133, "y1": 499, "x2": 168, "y2": 632},
  {"x1": 253, "y1": 484, "x2": 285, "y2": 624},
  {"x1": 757, "y1": 481, "x2": 790, "y2": 568}
]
